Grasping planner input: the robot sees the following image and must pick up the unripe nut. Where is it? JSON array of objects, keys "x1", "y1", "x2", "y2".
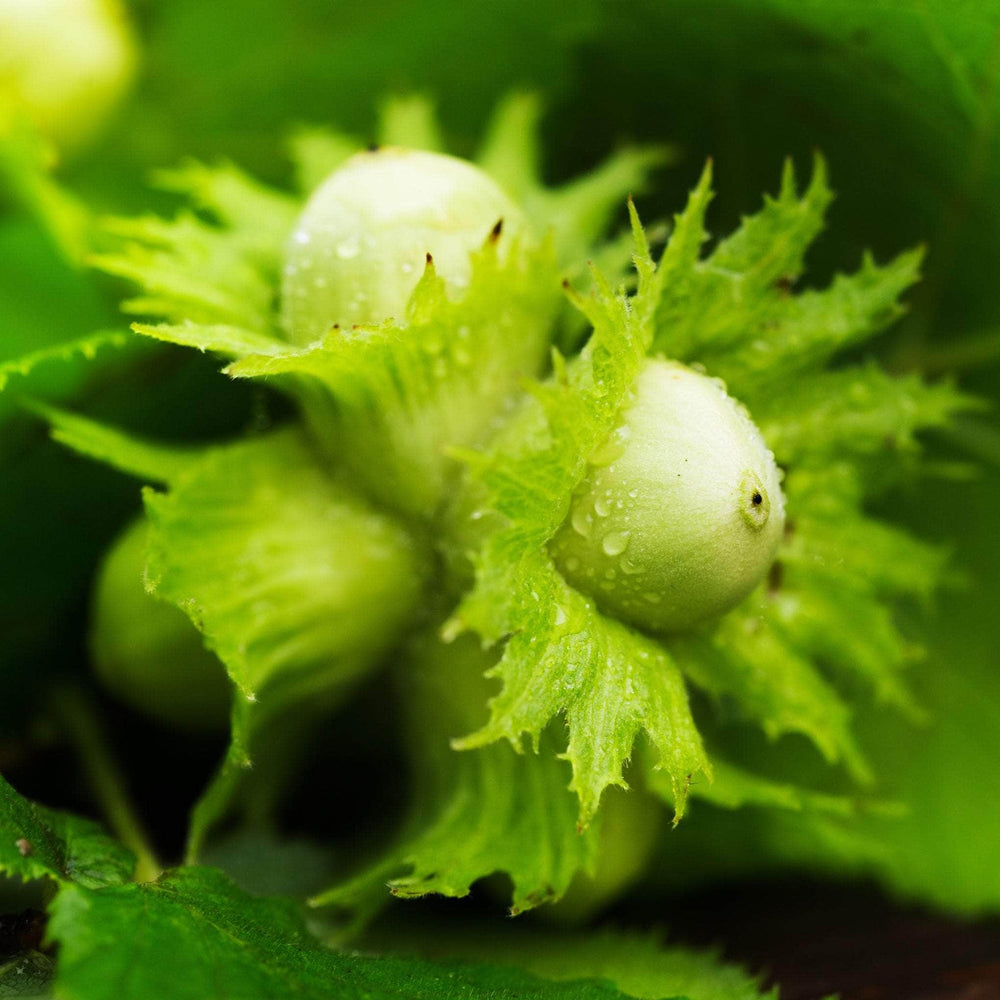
[
  {"x1": 280, "y1": 148, "x2": 524, "y2": 342},
  {"x1": 0, "y1": 0, "x2": 136, "y2": 156},
  {"x1": 550, "y1": 360, "x2": 785, "y2": 633},
  {"x1": 90, "y1": 519, "x2": 230, "y2": 730}
]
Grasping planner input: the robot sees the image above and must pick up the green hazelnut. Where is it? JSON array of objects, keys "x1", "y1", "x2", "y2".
[
  {"x1": 280, "y1": 147, "x2": 524, "y2": 342},
  {"x1": 0, "y1": 0, "x2": 136, "y2": 157},
  {"x1": 90, "y1": 518, "x2": 230, "y2": 730},
  {"x1": 550, "y1": 359, "x2": 785, "y2": 633}
]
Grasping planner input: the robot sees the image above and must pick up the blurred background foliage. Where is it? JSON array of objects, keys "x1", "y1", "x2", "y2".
[{"x1": 2, "y1": 0, "x2": 999, "y2": 923}]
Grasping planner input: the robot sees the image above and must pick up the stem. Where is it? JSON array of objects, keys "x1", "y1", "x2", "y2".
[
  {"x1": 184, "y1": 692, "x2": 252, "y2": 865},
  {"x1": 184, "y1": 747, "x2": 246, "y2": 866},
  {"x1": 52, "y1": 685, "x2": 162, "y2": 882}
]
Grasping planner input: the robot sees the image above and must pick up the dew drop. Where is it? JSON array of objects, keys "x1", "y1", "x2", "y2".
[
  {"x1": 571, "y1": 507, "x2": 591, "y2": 536},
  {"x1": 601, "y1": 530, "x2": 630, "y2": 556}
]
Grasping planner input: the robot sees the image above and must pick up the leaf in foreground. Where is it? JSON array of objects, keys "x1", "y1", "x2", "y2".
[
  {"x1": 49, "y1": 867, "x2": 634, "y2": 1000},
  {"x1": 0, "y1": 774, "x2": 133, "y2": 890},
  {"x1": 315, "y1": 633, "x2": 599, "y2": 918},
  {"x1": 366, "y1": 923, "x2": 775, "y2": 1000}
]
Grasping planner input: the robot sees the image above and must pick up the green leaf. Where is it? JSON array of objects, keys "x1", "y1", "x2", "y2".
[
  {"x1": 139, "y1": 428, "x2": 429, "y2": 854},
  {"x1": 447, "y1": 159, "x2": 954, "y2": 825},
  {"x1": 286, "y1": 124, "x2": 360, "y2": 195},
  {"x1": 228, "y1": 237, "x2": 563, "y2": 519},
  {"x1": 398, "y1": 927, "x2": 775, "y2": 1000},
  {"x1": 0, "y1": 949, "x2": 53, "y2": 998},
  {"x1": 49, "y1": 867, "x2": 632, "y2": 1000},
  {"x1": 644, "y1": 156, "x2": 923, "y2": 408},
  {"x1": 315, "y1": 633, "x2": 599, "y2": 917},
  {"x1": 528, "y1": 145, "x2": 674, "y2": 266},
  {"x1": 25, "y1": 402, "x2": 196, "y2": 484},
  {"x1": 151, "y1": 159, "x2": 299, "y2": 262},
  {"x1": 785, "y1": 465, "x2": 947, "y2": 601},
  {"x1": 455, "y1": 552, "x2": 709, "y2": 827},
  {"x1": 706, "y1": 250, "x2": 924, "y2": 401},
  {"x1": 0, "y1": 119, "x2": 91, "y2": 263},
  {"x1": 650, "y1": 156, "x2": 833, "y2": 361},
  {"x1": 0, "y1": 332, "x2": 132, "y2": 396},
  {"x1": 757, "y1": 462, "x2": 1000, "y2": 916},
  {"x1": 756, "y1": 362, "x2": 981, "y2": 465},
  {"x1": 476, "y1": 93, "x2": 673, "y2": 269},
  {"x1": 94, "y1": 97, "x2": 670, "y2": 528},
  {"x1": 476, "y1": 92, "x2": 545, "y2": 202},
  {"x1": 569, "y1": 1, "x2": 1000, "y2": 368},
  {"x1": 672, "y1": 600, "x2": 872, "y2": 784},
  {"x1": 377, "y1": 93, "x2": 445, "y2": 152},
  {"x1": 647, "y1": 754, "x2": 879, "y2": 818},
  {"x1": 90, "y1": 161, "x2": 296, "y2": 334},
  {"x1": 143, "y1": 428, "x2": 428, "y2": 707},
  {"x1": 449, "y1": 223, "x2": 709, "y2": 827},
  {"x1": 0, "y1": 331, "x2": 150, "y2": 438},
  {"x1": 92, "y1": 214, "x2": 275, "y2": 331},
  {"x1": 33, "y1": 406, "x2": 431, "y2": 857},
  {"x1": 0, "y1": 774, "x2": 134, "y2": 889},
  {"x1": 130, "y1": 321, "x2": 282, "y2": 358},
  {"x1": 0, "y1": 219, "x2": 119, "y2": 431},
  {"x1": 769, "y1": 569, "x2": 922, "y2": 718},
  {"x1": 361, "y1": 911, "x2": 776, "y2": 999}
]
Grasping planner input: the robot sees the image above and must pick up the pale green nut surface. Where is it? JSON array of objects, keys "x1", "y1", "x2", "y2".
[
  {"x1": 551, "y1": 359, "x2": 785, "y2": 633},
  {"x1": 90, "y1": 518, "x2": 230, "y2": 731},
  {"x1": 0, "y1": 0, "x2": 136, "y2": 156},
  {"x1": 281, "y1": 148, "x2": 524, "y2": 342}
]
